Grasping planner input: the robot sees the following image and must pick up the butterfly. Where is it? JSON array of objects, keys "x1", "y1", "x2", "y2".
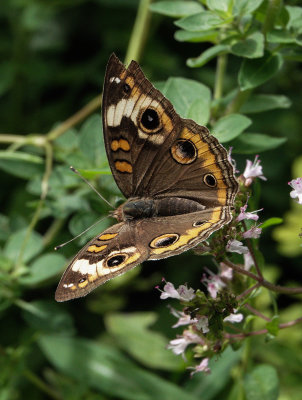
[{"x1": 55, "y1": 54, "x2": 238, "y2": 301}]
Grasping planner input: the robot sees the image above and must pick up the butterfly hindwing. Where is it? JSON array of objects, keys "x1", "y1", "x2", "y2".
[{"x1": 55, "y1": 222, "x2": 148, "y2": 301}]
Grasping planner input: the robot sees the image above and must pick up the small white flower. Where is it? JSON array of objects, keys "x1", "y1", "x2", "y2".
[
  {"x1": 202, "y1": 272, "x2": 226, "y2": 299},
  {"x1": 159, "y1": 282, "x2": 195, "y2": 301},
  {"x1": 242, "y1": 226, "x2": 262, "y2": 239},
  {"x1": 236, "y1": 204, "x2": 263, "y2": 222},
  {"x1": 243, "y1": 252, "x2": 254, "y2": 270},
  {"x1": 167, "y1": 330, "x2": 204, "y2": 355},
  {"x1": 243, "y1": 155, "x2": 267, "y2": 186},
  {"x1": 226, "y1": 239, "x2": 249, "y2": 254},
  {"x1": 169, "y1": 308, "x2": 198, "y2": 328},
  {"x1": 189, "y1": 358, "x2": 211, "y2": 376},
  {"x1": 219, "y1": 262, "x2": 233, "y2": 280},
  {"x1": 288, "y1": 177, "x2": 302, "y2": 204},
  {"x1": 224, "y1": 313, "x2": 244, "y2": 323},
  {"x1": 196, "y1": 316, "x2": 209, "y2": 334}
]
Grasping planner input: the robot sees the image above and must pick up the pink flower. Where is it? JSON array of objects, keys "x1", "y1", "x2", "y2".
[
  {"x1": 202, "y1": 272, "x2": 226, "y2": 299},
  {"x1": 167, "y1": 330, "x2": 204, "y2": 355},
  {"x1": 288, "y1": 178, "x2": 302, "y2": 204},
  {"x1": 243, "y1": 252, "x2": 254, "y2": 270},
  {"x1": 159, "y1": 281, "x2": 195, "y2": 301},
  {"x1": 169, "y1": 307, "x2": 198, "y2": 328},
  {"x1": 236, "y1": 204, "x2": 263, "y2": 222},
  {"x1": 226, "y1": 239, "x2": 249, "y2": 254},
  {"x1": 224, "y1": 313, "x2": 244, "y2": 323},
  {"x1": 189, "y1": 358, "x2": 211, "y2": 376},
  {"x1": 219, "y1": 262, "x2": 233, "y2": 280},
  {"x1": 242, "y1": 225, "x2": 262, "y2": 239},
  {"x1": 196, "y1": 316, "x2": 209, "y2": 334},
  {"x1": 243, "y1": 155, "x2": 267, "y2": 186}
]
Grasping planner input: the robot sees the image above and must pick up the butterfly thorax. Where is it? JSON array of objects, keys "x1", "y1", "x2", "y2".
[{"x1": 113, "y1": 197, "x2": 206, "y2": 222}]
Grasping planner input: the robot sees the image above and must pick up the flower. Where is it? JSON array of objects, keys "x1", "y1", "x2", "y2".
[
  {"x1": 224, "y1": 313, "x2": 244, "y2": 323},
  {"x1": 169, "y1": 307, "x2": 198, "y2": 328},
  {"x1": 219, "y1": 262, "x2": 233, "y2": 280},
  {"x1": 288, "y1": 177, "x2": 302, "y2": 204},
  {"x1": 189, "y1": 358, "x2": 211, "y2": 376},
  {"x1": 243, "y1": 252, "x2": 254, "y2": 270},
  {"x1": 196, "y1": 316, "x2": 209, "y2": 334},
  {"x1": 242, "y1": 225, "x2": 262, "y2": 239},
  {"x1": 167, "y1": 330, "x2": 204, "y2": 356},
  {"x1": 236, "y1": 204, "x2": 263, "y2": 222},
  {"x1": 159, "y1": 281, "x2": 195, "y2": 301},
  {"x1": 226, "y1": 239, "x2": 249, "y2": 254},
  {"x1": 243, "y1": 155, "x2": 267, "y2": 186},
  {"x1": 202, "y1": 272, "x2": 226, "y2": 299}
]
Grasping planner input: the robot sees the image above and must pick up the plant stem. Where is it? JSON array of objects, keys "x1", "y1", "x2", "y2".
[
  {"x1": 125, "y1": 0, "x2": 153, "y2": 65},
  {"x1": 244, "y1": 303, "x2": 271, "y2": 322},
  {"x1": 225, "y1": 317, "x2": 302, "y2": 340},
  {"x1": 224, "y1": 259, "x2": 302, "y2": 295},
  {"x1": 262, "y1": 0, "x2": 282, "y2": 37},
  {"x1": 23, "y1": 369, "x2": 61, "y2": 400},
  {"x1": 237, "y1": 283, "x2": 261, "y2": 300},
  {"x1": 225, "y1": 88, "x2": 251, "y2": 115},
  {"x1": 0, "y1": 134, "x2": 27, "y2": 144},
  {"x1": 214, "y1": 54, "x2": 227, "y2": 100}
]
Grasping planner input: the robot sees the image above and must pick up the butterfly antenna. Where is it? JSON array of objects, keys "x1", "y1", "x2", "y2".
[
  {"x1": 70, "y1": 166, "x2": 114, "y2": 209},
  {"x1": 54, "y1": 215, "x2": 112, "y2": 250}
]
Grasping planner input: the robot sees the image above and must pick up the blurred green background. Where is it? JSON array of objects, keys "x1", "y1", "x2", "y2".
[{"x1": 0, "y1": 0, "x2": 302, "y2": 399}]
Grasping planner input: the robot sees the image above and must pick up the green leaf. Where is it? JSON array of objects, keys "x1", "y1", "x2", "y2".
[
  {"x1": 150, "y1": 1, "x2": 203, "y2": 18},
  {"x1": 0, "y1": 151, "x2": 44, "y2": 179},
  {"x1": 38, "y1": 335, "x2": 200, "y2": 400},
  {"x1": 233, "y1": 0, "x2": 264, "y2": 16},
  {"x1": 185, "y1": 347, "x2": 242, "y2": 399},
  {"x1": 244, "y1": 365, "x2": 279, "y2": 400},
  {"x1": 21, "y1": 300, "x2": 75, "y2": 335},
  {"x1": 212, "y1": 114, "x2": 251, "y2": 142},
  {"x1": 4, "y1": 228, "x2": 43, "y2": 263},
  {"x1": 161, "y1": 77, "x2": 211, "y2": 119},
  {"x1": 175, "y1": 11, "x2": 225, "y2": 32},
  {"x1": 240, "y1": 94, "x2": 291, "y2": 113},
  {"x1": 265, "y1": 315, "x2": 280, "y2": 337},
  {"x1": 206, "y1": 0, "x2": 232, "y2": 14},
  {"x1": 174, "y1": 29, "x2": 219, "y2": 43},
  {"x1": 286, "y1": 6, "x2": 302, "y2": 33},
  {"x1": 231, "y1": 32, "x2": 264, "y2": 59},
  {"x1": 187, "y1": 97, "x2": 210, "y2": 125},
  {"x1": 69, "y1": 211, "x2": 111, "y2": 246},
  {"x1": 260, "y1": 218, "x2": 283, "y2": 229},
  {"x1": 105, "y1": 312, "x2": 182, "y2": 371},
  {"x1": 79, "y1": 114, "x2": 105, "y2": 168},
  {"x1": 20, "y1": 253, "x2": 66, "y2": 286},
  {"x1": 187, "y1": 44, "x2": 229, "y2": 67},
  {"x1": 238, "y1": 52, "x2": 283, "y2": 91},
  {"x1": 267, "y1": 30, "x2": 297, "y2": 44},
  {"x1": 231, "y1": 133, "x2": 286, "y2": 153}
]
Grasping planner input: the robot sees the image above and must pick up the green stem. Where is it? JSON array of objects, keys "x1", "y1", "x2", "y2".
[
  {"x1": 225, "y1": 88, "x2": 251, "y2": 115},
  {"x1": 0, "y1": 134, "x2": 27, "y2": 144},
  {"x1": 23, "y1": 369, "x2": 61, "y2": 400},
  {"x1": 124, "y1": 0, "x2": 153, "y2": 65},
  {"x1": 214, "y1": 54, "x2": 227, "y2": 100},
  {"x1": 262, "y1": 0, "x2": 282, "y2": 37},
  {"x1": 43, "y1": 218, "x2": 66, "y2": 248}
]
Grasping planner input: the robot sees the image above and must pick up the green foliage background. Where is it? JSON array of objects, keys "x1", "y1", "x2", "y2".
[{"x1": 0, "y1": 0, "x2": 302, "y2": 399}]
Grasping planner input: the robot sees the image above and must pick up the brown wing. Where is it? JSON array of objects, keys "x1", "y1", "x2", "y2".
[
  {"x1": 102, "y1": 54, "x2": 237, "y2": 208},
  {"x1": 55, "y1": 222, "x2": 148, "y2": 302}
]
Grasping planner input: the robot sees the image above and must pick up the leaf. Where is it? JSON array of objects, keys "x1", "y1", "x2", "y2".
[
  {"x1": 185, "y1": 347, "x2": 242, "y2": 399},
  {"x1": 244, "y1": 364, "x2": 279, "y2": 400},
  {"x1": 38, "y1": 335, "x2": 200, "y2": 400},
  {"x1": 238, "y1": 52, "x2": 283, "y2": 91},
  {"x1": 161, "y1": 77, "x2": 211, "y2": 119},
  {"x1": 187, "y1": 44, "x2": 229, "y2": 68},
  {"x1": 150, "y1": 1, "x2": 203, "y2": 18},
  {"x1": 240, "y1": 94, "x2": 291, "y2": 113},
  {"x1": 231, "y1": 133, "x2": 286, "y2": 153},
  {"x1": 231, "y1": 32, "x2": 264, "y2": 59},
  {"x1": 0, "y1": 151, "x2": 44, "y2": 179},
  {"x1": 265, "y1": 316, "x2": 280, "y2": 337},
  {"x1": 4, "y1": 228, "x2": 43, "y2": 263},
  {"x1": 206, "y1": 0, "x2": 231, "y2": 14},
  {"x1": 267, "y1": 30, "x2": 297, "y2": 44},
  {"x1": 20, "y1": 253, "x2": 67, "y2": 286},
  {"x1": 233, "y1": 0, "x2": 264, "y2": 16},
  {"x1": 174, "y1": 29, "x2": 219, "y2": 43},
  {"x1": 105, "y1": 312, "x2": 183, "y2": 371},
  {"x1": 21, "y1": 300, "x2": 75, "y2": 335},
  {"x1": 187, "y1": 97, "x2": 210, "y2": 125},
  {"x1": 260, "y1": 218, "x2": 283, "y2": 229},
  {"x1": 175, "y1": 11, "x2": 225, "y2": 32},
  {"x1": 212, "y1": 114, "x2": 251, "y2": 142},
  {"x1": 79, "y1": 114, "x2": 106, "y2": 168},
  {"x1": 286, "y1": 6, "x2": 302, "y2": 33}
]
